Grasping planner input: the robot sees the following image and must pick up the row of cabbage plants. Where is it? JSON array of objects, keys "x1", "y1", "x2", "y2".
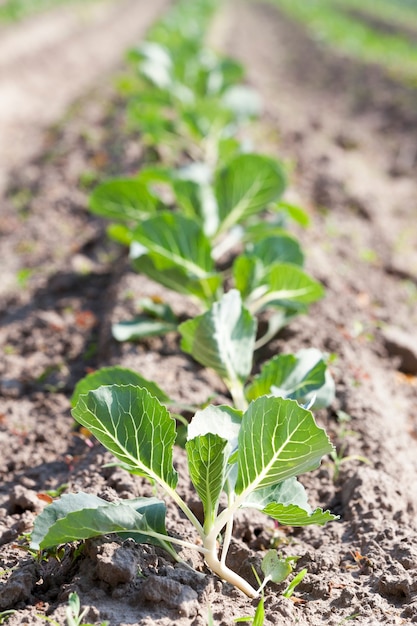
[{"x1": 30, "y1": 0, "x2": 337, "y2": 604}]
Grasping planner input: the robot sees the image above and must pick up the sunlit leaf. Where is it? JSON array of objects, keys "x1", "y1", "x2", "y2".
[
  {"x1": 246, "y1": 348, "x2": 335, "y2": 409},
  {"x1": 244, "y1": 263, "x2": 324, "y2": 313},
  {"x1": 187, "y1": 404, "x2": 242, "y2": 455},
  {"x1": 251, "y1": 234, "x2": 304, "y2": 267},
  {"x1": 233, "y1": 255, "x2": 264, "y2": 300},
  {"x1": 272, "y1": 201, "x2": 310, "y2": 227},
  {"x1": 131, "y1": 212, "x2": 221, "y2": 303},
  {"x1": 119, "y1": 497, "x2": 171, "y2": 550},
  {"x1": 137, "y1": 42, "x2": 173, "y2": 89},
  {"x1": 261, "y1": 551, "x2": 292, "y2": 584},
  {"x1": 181, "y1": 97, "x2": 235, "y2": 143},
  {"x1": 243, "y1": 476, "x2": 311, "y2": 511},
  {"x1": 89, "y1": 178, "x2": 162, "y2": 224},
  {"x1": 222, "y1": 85, "x2": 262, "y2": 119},
  {"x1": 30, "y1": 493, "x2": 172, "y2": 552},
  {"x1": 262, "y1": 503, "x2": 337, "y2": 526},
  {"x1": 72, "y1": 385, "x2": 178, "y2": 489},
  {"x1": 179, "y1": 290, "x2": 256, "y2": 386},
  {"x1": 244, "y1": 473, "x2": 336, "y2": 523},
  {"x1": 112, "y1": 317, "x2": 177, "y2": 341},
  {"x1": 112, "y1": 297, "x2": 178, "y2": 342},
  {"x1": 215, "y1": 154, "x2": 286, "y2": 235},
  {"x1": 235, "y1": 397, "x2": 333, "y2": 494},
  {"x1": 186, "y1": 433, "x2": 228, "y2": 529},
  {"x1": 170, "y1": 164, "x2": 219, "y2": 236},
  {"x1": 107, "y1": 223, "x2": 132, "y2": 246}
]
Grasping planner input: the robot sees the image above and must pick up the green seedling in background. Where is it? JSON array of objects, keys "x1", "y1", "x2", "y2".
[
  {"x1": 327, "y1": 411, "x2": 371, "y2": 480},
  {"x1": 0, "y1": 611, "x2": 16, "y2": 625},
  {"x1": 90, "y1": 156, "x2": 321, "y2": 342},
  {"x1": 179, "y1": 290, "x2": 334, "y2": 411},
  {"x1": 89, "y1": 0, "x2": 317, "y2": 345},
  {"x1": 37, "y1": 592, "x2": 108, "y2": 626},
  {"x1": 234, "y1": 597, "x2": 265, "y2": 625}
]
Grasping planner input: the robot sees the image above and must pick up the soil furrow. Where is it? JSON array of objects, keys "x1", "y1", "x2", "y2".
[{"x1": 0, "y1": 0, "x2": 171, "y2": 192}]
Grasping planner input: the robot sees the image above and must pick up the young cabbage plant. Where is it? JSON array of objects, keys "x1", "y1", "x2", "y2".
[
  {"x1": 130, "y1": 39, "x2": 247, "y2": 102},
  {"x1": 169, "y1": 152, "x2": 286, "y2": 240},
  {"x1": 31, "y1": 386, "x2": 336, "y2": 599},
  {"x1": 148, "y1": 0, "x2": 217, "y2": 49},
  {"x1": 125, "y1": 35, "x2": 260, "y2": 164},
  {"x1": 89, "y1": 154, "x2": 322, "y2": 341},
  {"x1": 88, "y1": 152, "x2": 287, "y2": 286},
  {"x1": 115, "y1": 0, "x2": 252, "y2": 163},
  {"x1": 120, "y1": 216, "x2": 322, "y2": 340},
  {"x1": 89, "y1": 152, "x2": 286, "y2": 243},
  {"x1": 179, "y1": 290, "x2": 334, "y2": 411},
  {"x1": 111, "y1": 297, "x2": 179, "y2": 342},
  {"x1": 257, "y1": 551, "x2": 305, "y2": 597}
]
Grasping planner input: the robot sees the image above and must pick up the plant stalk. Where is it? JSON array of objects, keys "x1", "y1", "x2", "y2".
[
  {"x1": 220, "y1": 513, "x2": 234, "y2": 568},
  {"x1": 165, "y1": 486, "x2": 205, "y2": 539},
  {"x1": 228, "y1": 379, "x2": 248, "y2": 412},
  {"x1": 146, "y1": 531, "x2": 209, "y2": 555},
  {"x1": 203, "y1": 535, "x2": 258, "y2": 598}
]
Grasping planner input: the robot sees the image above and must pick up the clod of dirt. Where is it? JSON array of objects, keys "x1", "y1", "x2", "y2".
[
  {"x1": 298, "y1": 572, "x2": 332, "y2": 601},
  {"x1": 0, "y1": 378, "x2": 23, "y2": 398},
  {"x1": 377, "y1": 562, "x2": 416, "y2": 599},
  {"x1": 0, "y1": 514, "x2": 30, "y2": 547},
  {"x1": 0, "y1": 562, "x2": 37, "y2": 610},
  {"x1": 311, "y1": 172, "x2": 345, "y2": 210},
  {"x1": 403, "y1": 601, "x2": 417, "y2": 622},
  {"x1": 158, "y1": 564, "x2": 206, "y2": 590},
  {"x1": 263, "y1": 596, "x2": 295, "y2": 622},
  {"x1": 333, "y1": 586, "x2": 358, "y2": 608},
  {"x1": 141, "y1": 575, "x2": 199, "y2": 618},
  {"x1": 7, "y1": 485, "x2": 44, "y2": 514},
  {"x1": 341, "y1": 467, "x2": 409, "y2": 527},
  {"x1": 93, "y1": 541, "x2": 139, "y2": 586},
  {"x1": 106, "y1": 467, "x2": 137, "y2": 498},
  {"x1": 381, "y1": 326, "x2": 417, "y2": 374},
  {"x1": 391, "y1": 543, "x2": 417, "y2": 571}
]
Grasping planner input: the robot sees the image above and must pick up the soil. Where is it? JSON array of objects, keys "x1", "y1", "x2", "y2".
[
  {"x1": 1, "y1": 1, "x2": 417, "y2": 625},
  {"x1": 0, "y1": 0, "x2": 171, "y2": 194}
]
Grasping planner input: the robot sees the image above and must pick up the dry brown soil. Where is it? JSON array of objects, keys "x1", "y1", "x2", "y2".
[
  {"x1": 1, "y1": 1, "x2": 417, "y2": 625},
  {"x1": 0, "y1": 0, "x2": 171, "y2": 194}
]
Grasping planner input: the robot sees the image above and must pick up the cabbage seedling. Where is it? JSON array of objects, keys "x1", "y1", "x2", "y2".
[{"x1": 31, "y1": 386, "x2": 336, "y2": 598}]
